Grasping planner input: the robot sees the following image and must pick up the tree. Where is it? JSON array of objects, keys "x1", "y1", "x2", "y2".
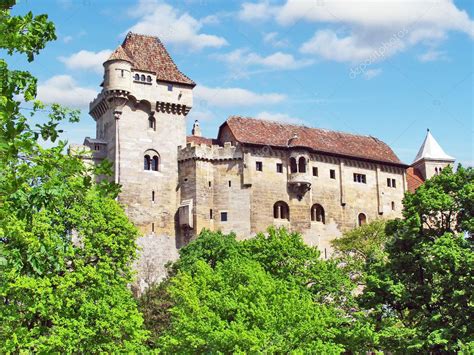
[
  {"x1": 0, "y1": 4, "x2": 147, "y2": 352},
  {"x1": 331, "y1": 220, "x2": 388, "y2": 285},
  {"x1": 360, "y1": 166, "x2": 474, "y2": 352},
  {"x1": 141, "y1": 228, "x2": 377, "y2": 352}
]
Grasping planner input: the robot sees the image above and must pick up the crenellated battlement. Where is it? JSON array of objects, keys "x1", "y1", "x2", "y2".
[{"x1": 178, "y1": 141, "x2": 243, "y2": 162}]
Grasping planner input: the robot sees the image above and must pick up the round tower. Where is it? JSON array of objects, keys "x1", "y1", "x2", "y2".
[{"x1": 103, "y1": 59, "x2": 132, "y2": 92}]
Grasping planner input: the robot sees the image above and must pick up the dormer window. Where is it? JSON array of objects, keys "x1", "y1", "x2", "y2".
[
  {"x1": 141, "y1": 74, "x2": 146, "y2": 81},
  {"x1": 147, "y1": 75, "x2": 152, "y2": 82},
  {"x1": 134, "y1": 73, "x2": 140, "y2": 81}
]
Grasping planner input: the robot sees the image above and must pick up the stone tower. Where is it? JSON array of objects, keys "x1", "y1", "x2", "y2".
[
  {"x1": 88, "y1": 32, "x2": 195, "y2": 238},
  {"x1": 412, "y1": 129, "x2": 455, "y2": 179}
]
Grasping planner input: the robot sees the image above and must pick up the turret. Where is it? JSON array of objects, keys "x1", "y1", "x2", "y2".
[{"x1": 412, "y1": 129, "x2": 455, "y2": 180}]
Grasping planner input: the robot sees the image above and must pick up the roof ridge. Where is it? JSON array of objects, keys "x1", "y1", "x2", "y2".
[{"x1": 228, "y1": 115, "x2": 382, "y2": 141}]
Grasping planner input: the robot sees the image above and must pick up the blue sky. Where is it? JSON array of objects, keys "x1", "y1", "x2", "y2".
[{"x1": 10, "y1": 0, "x2": 474, "y2": 165}]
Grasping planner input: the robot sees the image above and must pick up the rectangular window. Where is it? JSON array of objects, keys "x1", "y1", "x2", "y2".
[
  {"x1": 392, "y1": 178, "x2": 396, "y2": 188},
  {"x1": 210, "y1": 209, "x2": 213, "y2": 220},
  {"x1": 330, "y1": 169, "x2": 336, "y2": 179},
  {"x1": 387, "y1": 178, "x2": 391, "y2": 187},
  {"x1": 353, "y1": 173, "x2": 367, "y2": 184},
  {"x1": 256, "y1": 161, "x2": 263, "y2": 171},
  {"x1": 276, "y1": 163, "x2": 283, "y2": 173},
  {"x1": 167, "y1": 84, "x2": 173, "y2": 91},
  {"x1": 208, "y1": 181, "x2": 212, "y2": 187},
  {"x1": 220, "y1": 212, "x2": 228, "y2": 222},
  {"x1": 312, "y1": 167, "x2": 318, "y2": 176},
  {"x1": 228, "y1": 180, "x2": 232, "y2": 187}
]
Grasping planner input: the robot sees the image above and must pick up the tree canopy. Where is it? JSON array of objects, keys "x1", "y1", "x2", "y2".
[{"x1": 0, "y1": 4, "x2": 147, "y2": 352}]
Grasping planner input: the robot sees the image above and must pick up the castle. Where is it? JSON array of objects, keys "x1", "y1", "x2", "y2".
[{"x1": 71, "y1": 33, "x2": 455, "y2": 287}]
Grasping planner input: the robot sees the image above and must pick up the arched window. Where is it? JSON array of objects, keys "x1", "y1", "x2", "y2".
[
  {"x1": 311, "y1": 204, "x2": 325, "y2": 223},
  {"x1": 134, "y1": 73, "x2": 140, "y2": 81},
  {"x1": 273, "y1": 201, "x2": 289, "y2": 220},
  {"x1": 358, "y1": 213, "x2": 367, "y2": 226},
  {"x1": 148, "y1": 116, "x2": 156, "y2": 130},
  {"x1": 435, "y1": 167, "x2": 438, "y2": 175},
  {"x1": 144, "y1": 155, "x2": 151, "y2": 170},
  {"x1": 151, "y1": 155, "x2": 159, "y2": 171},
  {"x1": 140, "y1": 74, "x2": 145, "y2": 81},
  {"x1": 298, "y1": 156, "x2": 306, "y2": 173},
  {"x1": 147, "y1": 75, "x2": 152, "y2": 82},
  {"x1": 290, "y1": 157, "x2": 297, "y2": 173}
]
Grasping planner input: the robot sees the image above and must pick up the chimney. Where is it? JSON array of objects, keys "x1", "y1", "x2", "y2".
[{"x1": 192, "y1": 120, "x2": 202, "y2": 137}]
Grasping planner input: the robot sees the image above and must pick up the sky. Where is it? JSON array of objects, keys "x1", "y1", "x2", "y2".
[{"x1": 9, "y1": 0, "x2": 474, "y2": 166}]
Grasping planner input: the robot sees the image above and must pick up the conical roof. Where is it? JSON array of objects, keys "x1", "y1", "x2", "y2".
[{"x1": 413, "y1": 130, "x2": 454, "y2": 164}]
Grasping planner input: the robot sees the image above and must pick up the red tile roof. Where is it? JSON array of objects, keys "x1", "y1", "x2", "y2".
[
  {"x1": 107, "y1": 32, "x2": 195, "y2": 86},
  {"x1": 406, "y1": 167, "x2": 425, "y2": 193},
  {"x1": 219, "y1": 116, "x2": 405, "y2": 166}
]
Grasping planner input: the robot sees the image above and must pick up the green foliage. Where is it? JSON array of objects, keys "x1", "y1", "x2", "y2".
[
  {"x1": 0, "y1": 4, "x2": 148, "y2": 352},
  {"x1": 141, "y1": 228, "x2": 377, "y2": 353},
  {"x1": 332, "y1": 220, "x2": 388, "y2": 285},
  {"x1": 360, "y1": 166, "x2": 474, "y2": 352}
]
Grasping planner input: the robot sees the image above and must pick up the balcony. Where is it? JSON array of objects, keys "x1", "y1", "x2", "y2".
[{"x1": 288, "y1": 172, "x2": 311, "y2": 192}]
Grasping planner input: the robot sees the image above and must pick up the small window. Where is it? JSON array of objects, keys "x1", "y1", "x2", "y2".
[
  {"x1": 387, "y1": 178, "x2": 391, "y2": 187},
  {"x1": 273, "y1": 201, "x2": 290, "y2": 220},
  {"x1": 141, "y1": 74, "x2": 146, "y2": 81},
  {"x1": 210, "y1": 209, "x2": 213, "y2": 219},
  {"x1": 435, "y1": 167, "x2": 438, "y2": 175},
  {"x1": 256, "y1": 161, "x2": 263, "y2": 171},
  {"x1": 353, "y1": 173, "x2": 366, "y2": 184},
  {"x1": 151, "y1": 223, "x2": 155, "y2": 233},
  {"x1": 167, "y1": 84, "x2": 173, "y2": 91},
  {"x1": 134, "y1": 73, "x2": 140, "y2": 81},
  {"x1": 220, "y1": 212, "x2": 228, "y2": 222},
  {"x1": 228, "y1": 180, "x2": 232, "y2": 187},
  {"x1": 358, "y1": 213, "x2": 367, "y2": 226},
  {"x1": 391, "y1": 201, "x2": 395, "y2": 211},
  {"x1": 94, "y1": 145, "x2": 100, "y2": 151},
  {"x1": 276, "y1": 163, "x2": 283, "y2": 173},
  {"x1": 290, "y1": 157, "x2": 297, "y2": 173},
  {"x1": 147, "y1": 75, "x2": 152, "y2": 82},
  {"x1": 208, "y1": 181, "x2": 212, "y2": 187},
  {"x1": 330, "y1": 169, "x2": 336, "y2": 179},
  {"x1": 144, "y1": 155, "x2": 151, "y2": 170},
  {"x1": 312, "y1": 167, "x2": 318, "y2": 176},
  {"x1": 311, "y1": 204, "x2": 325, "y2": 224},
  {"x1": 151, "y1": 156, "x2": 159, "y2": 171},
  {"x1": 298, "y1": 156, "x2": 306, "y2": 173},
  {"x1": 120, "y1": 69, "x2": 125, "y2": 78},
  {"x1": 152, "y1": 191, "x2": 155, "y2": 202},
  {"x1": 392, "y1": 179, "x2": 396, "y2": 188}
]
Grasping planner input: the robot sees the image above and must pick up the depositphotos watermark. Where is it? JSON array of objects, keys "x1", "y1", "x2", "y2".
[{"x1": 349, "y1": 28, "x2": 408, "y2": 79}]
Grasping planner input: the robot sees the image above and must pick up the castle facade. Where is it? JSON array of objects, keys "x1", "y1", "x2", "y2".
[{"x1": 72, "y1": 33, "x2": 455, "y2": 286}]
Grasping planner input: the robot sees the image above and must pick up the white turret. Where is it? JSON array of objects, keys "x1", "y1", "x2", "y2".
[
  {"x1": 103, "y1": 57, "x2": 132, "y2": 93},
  {"x1": 412, "y1": 129, "x2": 455, "y2": 180}
]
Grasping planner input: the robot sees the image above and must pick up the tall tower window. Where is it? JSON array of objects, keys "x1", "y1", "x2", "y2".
[
  {"x1": 298, "y1": 157, "x2": 306, "y2": 173},
  {"x1": 148, "y1": 116, "x2": 156, "y2": 130},
  {"x1": 144, "y1": 150, "x2": 160, "y2": 171}
]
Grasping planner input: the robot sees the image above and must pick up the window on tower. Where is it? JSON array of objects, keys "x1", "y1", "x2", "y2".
[{"x1": 144, "y1": 150, "x2": 160, "y2": 171}]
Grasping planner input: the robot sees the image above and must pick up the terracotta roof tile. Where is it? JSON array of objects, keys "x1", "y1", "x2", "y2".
[
  {"x1": 107, "y1": 32, "x2": 195, "y2": 86},
  {"x1": 406, "y1": 167, "x2": 425, "y2": 193},
  {"x1": 220, "y1": 116, "x2": 404, "y2": 166}
]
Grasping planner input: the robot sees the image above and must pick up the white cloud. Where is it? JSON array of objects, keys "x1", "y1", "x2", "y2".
[
  {"x1": 263, "y1": 32, "x2": 288, "y2": 47},
  {"x1": 194, "y1": 85, "x2": 285, "y2": 108},
  {"x1": 363, "y1": 68, "x2": 382, "y2": 80},
  {"x1": 238, "y1": 1, "x2": 277, "y2": 21},
  {"x1": 63, "y1": 35, "x2": 73, "y2": 44},
  {"x1": 37, "y1": 75, "x2": 98, "y2": 109},
  {"x1": 255, "y1": 111, "x2": 304, "y2": 124},
  {"x1": 242, "y1": 0, "x2": 474, "y2": 63},
  {"x1": 217, "y1": 48, "x2": 313, "y2": 69},
  {"x1": 59, "y1": 49, "x2": 112, "y2": 73},
  {"x1": 125, "y1": 0, "x2": 227, "y2": 51},
  {"x1": 418, "y1": 49, "x2": 448, "y2": 62}
]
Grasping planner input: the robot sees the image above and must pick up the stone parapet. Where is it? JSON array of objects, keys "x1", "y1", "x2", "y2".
[{"x1": 178, "y1": 141, "x2": 243, "y2": 162}]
